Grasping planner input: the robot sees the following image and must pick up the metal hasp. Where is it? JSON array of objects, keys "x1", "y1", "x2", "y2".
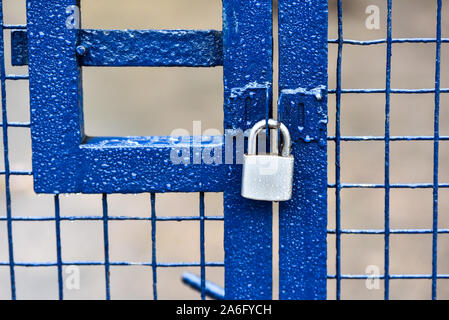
[
  {"x1": 241, "y1": 119, "x2": 294, "y2": 202},
  {"x1": 278, "y1": 0, "x2": 328, "y2": 299}
]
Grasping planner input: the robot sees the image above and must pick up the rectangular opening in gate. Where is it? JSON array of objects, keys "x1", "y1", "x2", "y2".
[
  {"x1": 63, "y1": 266, "x2": 106, "y2": 300},
  {"x1": 329, "y1": 0, "x2": 387, "y2": 41},
  {"x1": 82, "y1": 67, "x2": 224, "y2": 137},
  {"x1": 15, "y1": 268, "x2": 58, "y2": 300},
  {"x1": 341, "y1": 188, "x2": 384, "y2": 229},
  {"x1": 391, "y1": 44, "x2": 436, "y2": 90},
  {"x1": 2, "y1": 0, "x2": 26, "y2": 25},
  {"x1": 390, "y1": 280, "x2": 431, "y2": 300},
  {"x1": 390, "y1": 94, "x2": 434, "y2": 137},
  {"x1": 340, "y1": 93, "x2": 384, "y2": 136},
  {"x1": 440, "y1": 189, "x2": 449, "y2": 229},
  {"x1": 340, "y1": 141, "x2": 384, "y2": 184},
  {"x1": 60, "y1": 221, "x2": 104, "y2": 261},
  {"x1": 390, "y1": 189, "x2": 433, "y2": 229},
  {"x1": 109, "y1": 221, "x2": 151, "y2": 262},
  {"x1": 390, "y1": 234, "x2": 432, "y2": 274},
  {"x1": 0, "y1": 267, "x2": 11, "y2": 299},
  {"x1": 340, "y1": 279, "x2": 384, "y2": 300},
  {"x1": 438, "y1": 235, "x2": 449, "y2": 275},
  {"x1": 341, "y1": 234, "x2": 384, "y2": 274},
  {"x1": 13, "y1": 221, "x2": 56, "y2": 263},
  {"x1": 81, "y1": 0, "x2": 222, "y2": 30},
  {"x1": 390, "y1": 141, "x2": 433, "y2": 184},
  {"x1": 110, "y1": 266, "x2": 153, "y2": 299}
]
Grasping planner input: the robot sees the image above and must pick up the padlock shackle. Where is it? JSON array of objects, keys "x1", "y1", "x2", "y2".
[{"x1": 248, "y1": 119, "x2": 291, "y2": 157}]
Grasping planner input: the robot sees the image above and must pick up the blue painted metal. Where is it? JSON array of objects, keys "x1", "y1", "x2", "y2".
[
  {"x1": 27, "y1": 0, "x2": 84, "y2": 194},
  {"x1": 384, "y1": 0, "x2": 393, "y2": 300},
  {"x1": 26, "y1": 0, "x2": 228, "y2": 194},
  {"x1": 432, "y1": 0, "x2": 442, "y2": 301},
  {"x1": 278, "y1": 0, "x2": 328, "y2": 300},
  {"x1": 328, "y1": 0, "x2": 445, "y2": 301},
  {"x1": 102, "y1": 193, "x2": 111, "y2": 300},
  {"x1": 13, "y1": 29, "x2": 449, "y2": 67},
  {"x1": 151, "y1": 193, "x2": 158, "y2": 300},
  {"x1": 0, "y1": 0, "x2": 17, "y2": 300},
  {"x1": 335, "y1": 0, "x2": 343, "y2": 300},
  {"x1": 79, "y1": 29, "x2": 222, "y2": 67},
  {"x1": 79, "y1": 137, "x2": 227, "y2": 193},
  {"x1": 222, "y1": 0, "x2": 273, "y2": 300},
  {"x1": 54, "y1": 195, "x2": 63, "y2": 300},
  {"x1": 182, "y1": 272, "x2": 225, "y2": 300},
  {"x1": 13, "y1": 29, "x2": 223, "y2": 67},
  {"x1": 11, "y1": 30, "x2": 28, "y2": 66},
  {"x1": 1, "y1": 0, "x2": 445, "y2": 301}
]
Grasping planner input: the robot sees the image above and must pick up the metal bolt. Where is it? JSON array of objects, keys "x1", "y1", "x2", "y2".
[{"x1": 76, "y1": 45, "x2": 87, "y2": 56}]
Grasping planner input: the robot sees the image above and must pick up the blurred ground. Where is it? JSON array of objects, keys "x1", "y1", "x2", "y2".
[{"x1": 1, "y1": 0, "x2": 449, "y2": 300}]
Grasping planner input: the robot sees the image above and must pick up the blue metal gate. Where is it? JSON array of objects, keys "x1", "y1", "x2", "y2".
[
  {"x1": 0, "y1": 0, "x2": 447, "y2": 300},
  {"x1": 1, "y1": 0, "x2": 327, "y2": 300}
]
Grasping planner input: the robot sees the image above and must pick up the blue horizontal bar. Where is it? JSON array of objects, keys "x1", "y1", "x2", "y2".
[
  {"x1": 2, "y1": 24, "x2": 26, "y2": 30},
  {"x1": 328, "y1": 88, "x2": 449, "y2": 94},
  {"x1": 5, "y1": 75, "x2": 28, "y2": 80},
  {"x1": 182, "y1": 272, "x2": 225, "y2": 300},
  {"x1": 328, "y1": 183, "x2": 449, "y2": 189},
  {"x1": 328, "y1": 136, "x2": 449, "y2": 141},
  {"x1": 12, "y1": 29, "x2": 223, "y2": 67},
  {"x1": 0, "y1": 215, "x2": 224, "y2": 222},
  {"x1": 328, "y1": 38, "x2": 449, "y2": 45},
  {"x1": 74, "y1": 136, "x2": 227, "y2": 193},
  {"x1": 0, "y1": 261, "x2": 224, "y2": 268},
  {"x1": 80, "y1": 29, "x2": 223, "y2": 67},
  {"x1": 328, "y1": 229, "x2": 449, "y2": 235},
  {"x1": 0, "y1": 122, "x2": 31, "y2": 128},
  {"x1": 0, "y1": 171, "x2": 32, "y2": 175},
  {"x1": 328, "y1": 274, "x2": 449, "y2": 280}
]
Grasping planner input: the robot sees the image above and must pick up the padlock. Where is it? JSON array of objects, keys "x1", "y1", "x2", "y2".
[{"x1": 241, "y1": 119, "x2": 294, "y2": 201}]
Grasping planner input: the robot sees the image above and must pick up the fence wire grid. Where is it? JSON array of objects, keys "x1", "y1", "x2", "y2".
[{"x1": 1, "y1": 0, "x2": 449, "y2": 300}]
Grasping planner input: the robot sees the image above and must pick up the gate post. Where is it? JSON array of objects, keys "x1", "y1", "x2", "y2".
[
  {"x1": 278, "y1": 0, "x2": 328, "y2": 300},
  {"x1": 223, "y1": 0, "x2": 273, "y2": 299}
]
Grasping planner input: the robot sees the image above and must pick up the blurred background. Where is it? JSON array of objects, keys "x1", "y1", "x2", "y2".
[{"x1": 0, "y1": 0, "x2": 449, "y2": 299}]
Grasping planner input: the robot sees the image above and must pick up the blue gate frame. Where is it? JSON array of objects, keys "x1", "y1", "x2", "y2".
[
  {"x1": 5, "y1": 0, "x2": 328, "y2": 299},
  {"x1": 278, "y1": 0, "x2": 328, "y2": 300}
]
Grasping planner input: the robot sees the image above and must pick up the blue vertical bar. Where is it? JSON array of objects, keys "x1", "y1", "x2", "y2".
[
  {"x1": 278, "y1": 0, "x2": 328, "y2": 300},
  {"x1": 432, "y1": 0, "x2": 442, "y2": 300},
  {"x1": 0, "y1": 0, "x2": 16, "y2": 300},
  {"x1": 150, "y1": 193, "x2": 157, "y2": 300},
  {"x1": 222, "y1": 0, "x2": 273, "y2": 300},
  {"x1": 54, "y1": 195, "x2": 63, "y2": 300},
  {"x1": 102, "y1": 194, "x2": 111, "y2": 300},
  {"x1": 384, "y1": 0, "x2": 392, "y2": 300},
  {"x1": 200, "y1": 192, "x2": 206, "y2": 300},
  {"x1": 26, "y1": 0, "x2": 83, "y2": 193},
  {"x1": 335, "y1": 0, "x2": 343, "y2": 301}
]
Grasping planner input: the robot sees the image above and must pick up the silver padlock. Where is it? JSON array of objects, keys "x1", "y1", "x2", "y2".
[{"x1": 241, "y1": 119, "x2": 294, "y2": 202}]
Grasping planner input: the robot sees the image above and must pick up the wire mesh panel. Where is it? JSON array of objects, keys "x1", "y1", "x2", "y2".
[
  {"x1": 0, "y1": 0, "x2": 227, "y2": 300},
  {"x1": 327, "y1": 0, "x2": 449, "y2": 300}
]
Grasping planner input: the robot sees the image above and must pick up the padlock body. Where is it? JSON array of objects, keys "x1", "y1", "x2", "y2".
[{"x1": 241, "y1": 154, "x2": 294, "y2": 201}]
